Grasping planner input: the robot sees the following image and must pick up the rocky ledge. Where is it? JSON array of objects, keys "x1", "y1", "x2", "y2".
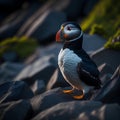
[{"x1": 0, "y1": 40, "x2": 120, "y2": 120}]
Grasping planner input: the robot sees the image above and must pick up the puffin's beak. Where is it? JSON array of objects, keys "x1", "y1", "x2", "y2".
[{"x1": 56, "y1": 29, "x2": 62, "y2": 42}]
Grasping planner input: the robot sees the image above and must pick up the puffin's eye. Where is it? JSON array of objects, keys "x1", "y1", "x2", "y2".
[{"x1": 67, "y1": 26, "x2": 71, "y2": 31}]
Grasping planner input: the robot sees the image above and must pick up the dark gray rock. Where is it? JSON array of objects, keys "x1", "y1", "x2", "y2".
[
  {"x1": 30, "y1": 79, "x2": 45, "y2": 95},
  {"x1": 30, "y1": 88, "x2": 73, "y2": 116},
  {"x1": 26, "y1": 43, "x2": 62, "y2": 65},
  {"x1": 21, "y1": 10, "x2": 66, "y2": 44},
  {"x1": 98, "y1": 63, "x2": 114, "y2": 83},
  {"x1": 32, "y1": 101, "x2": 120, "y2": 120},
  {"x1": 83, "y1": 34, "x2": 106, "y2": 54},
  {"x1": 53, "y1": 0, "x2": 98, "y2": 20},
  {"x1": 98, "y1": 63, "x2": 114, "y2": 77},
  {"x1": 82, "y1": 0, "x2": 99, "y2": 16},
  {"x1": 0, "y1": 100, "x2": 32, "y2": 120},
  {"x1": 14, "y1": 55, "x2": 56, "y2": 85},
  {"x1": 0, "y1": 62, "x2": 25, "y2": 84},
  {"x1": 93, "y1": 66, "x2": 120, "y2": 104},
  {"x1": 60, "y1": 0, "x2": 84, "y2": 20},
  {"x1": 46, "y1": 69, "x2": 69, "y2": 90},
  {"x1": 0, "y1": 81, "x2": 34, "y2": 103},
  {"x1": 0, "y1": 2, "x2": 41, "y2": 40},
  {"x1": 2, "y1": 51, "x2": 18, "y2": 62},
  {"x1": 91, "y1": 48, "x2": 120, "y2": 71}
]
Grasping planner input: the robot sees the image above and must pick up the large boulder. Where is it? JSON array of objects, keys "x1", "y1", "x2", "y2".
[
  {"x1": 30, "y1": 88, "x2": 73, "y2": 116},
  {"x1": 17, "y1": 10, "x2": 66, "y2": 44},
  {"x1": 32, "y1": 101, "x2": 120, "y2": 120},
  {"x1": 53, "y1": 0, "x2": 98, "y2": 19},
  {"x1": 83, "y1": 34, "x2": 106, "y2": 53},
  {"x1": 91, "y1": 48, "x2": 120, "y2": 71},
  {"x1": 14, "y1": 55, "x2": 56, "y2": 85},
  {"x1": 25, "y1": 43, "x2": 62, "y2": 65},
  {"x1": 0, "y1": 100, "x2": 32, "y2": 120},
  {"x1": 0, "y1": 62, "x2": 25, "y2": 84},
  {"x1": 0, "y1": 81, "x2": 34, "y2": 103},
  {"x1": 0, "y1": 2, "x2": 41, "y2": 40},
  {"x1": 93, "y1": 66, "x2": 120, "y2": 104}
]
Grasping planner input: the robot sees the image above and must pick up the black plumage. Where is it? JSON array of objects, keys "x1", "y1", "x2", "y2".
[{"x1": 63, "y1": 34, "x2": 102, "y2": 89}]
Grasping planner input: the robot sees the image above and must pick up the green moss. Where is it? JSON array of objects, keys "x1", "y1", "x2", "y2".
[
  {"x1": 81, "y1": 0, "x2": 120, "y2": 40},
  {"x1": 0, "y1": 36, "x2": 38, "y2": 59},
  {"x1": 104, "y1": 29, "x2": 120, "y2": 50},
  {"x1": 89, "y1": 24, "x2": 106, "y2": 38}
]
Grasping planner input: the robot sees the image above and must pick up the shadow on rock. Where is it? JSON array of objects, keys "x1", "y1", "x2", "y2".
[
  {"x1": 32, "y1": 101, "x2": 120, "y2": 120},
  {"x1": 92, "y1": 66, "x2": 120, "y2": 104}
]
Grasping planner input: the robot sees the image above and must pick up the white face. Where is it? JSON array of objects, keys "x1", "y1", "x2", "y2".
[{"x1": 62, "y1": 24, "x2": 81, "y2": 41}]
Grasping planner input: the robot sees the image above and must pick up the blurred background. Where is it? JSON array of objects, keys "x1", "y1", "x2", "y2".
[{"x1": 0, "y1": 0, "x2": 119, "y2": 63}]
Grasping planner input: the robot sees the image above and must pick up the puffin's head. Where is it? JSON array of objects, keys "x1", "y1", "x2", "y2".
[{"x1": 56, "y1": 22, "x2": 83, "y2": 42}]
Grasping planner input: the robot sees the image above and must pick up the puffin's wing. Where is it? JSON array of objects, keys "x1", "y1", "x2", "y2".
[{"x1": 77, "y1": 62, "x2": 101, "y2": 88}]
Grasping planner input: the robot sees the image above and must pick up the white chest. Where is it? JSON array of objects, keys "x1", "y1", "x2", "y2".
[{"x1": 58, "y1": 48, "x2": 82, "y2": 87}]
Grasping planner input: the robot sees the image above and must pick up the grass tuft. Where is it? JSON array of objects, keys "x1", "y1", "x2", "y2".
[{"x1": 0, "y1": 36, "x2": 38, "y2": 59}]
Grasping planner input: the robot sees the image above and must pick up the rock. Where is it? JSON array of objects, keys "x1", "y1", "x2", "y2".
[
  {"x1": 0, "y1": 0, "x2": 25, "y2": 11},
  {"x1": 0, "y1": 2, "x2": 41, "y2": 40},
  {"x1": 60, "y1": 0, "x2": 84, "y2": 20},
  {"x1": 53, "y1": 0, "x2": 98, "y2": 19},
  {"x1": 18, "y1": 10, "x2": 66, "y2": 44},
  {"x1": 2, "y1": 51, "x2": 18, "y2": 62},
  {"x1": 93, "y1": 66, "x2": 120, "y2": 104},
  {"x1": 91, "y1": 47, "x2": 120, "y2": 71},
  {"x1": 83, "y1": 34, "x2": 106, "y2": 54},
  {"x1": 0, "y1": 81, "x2": 34, "y2": 103},
  {"x1": 0, "y1": 62, "x2": 25, "y2": 84},
  {"x1": 82, "y1": 0, "x2": 99, "y2": 16},
  {"x1": 14, "y1": 55, "x2": 56, "y2": 85},
  {"x1": 31, "y1": 79, "x2": 45, "y2": 95},
  {"x1": 32, "y1": 101, "x2": 120, "y2": 120},
  {"x1": 25, "y1": 43, "x2": 62, "y2": 65},
  {"x1": 98, "y1": 63, "x2": 114, "y2": 83},
  {"x1": 0, "y1": 100, "x2": 32, "y2": 120},
  {"x1": 46, "y1": 69, "x2": 69, "y2": 90},
  {"x1": 98, "y1": 63, "x2": 114, "y2": 77},
  {"x1": 30, "y1": 88, "x2": 73, "y2": 116}
]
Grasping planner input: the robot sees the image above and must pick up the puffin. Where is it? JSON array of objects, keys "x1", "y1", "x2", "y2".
[{"x1": 56, "y1": 22, "x2": 102, "y2": 99}]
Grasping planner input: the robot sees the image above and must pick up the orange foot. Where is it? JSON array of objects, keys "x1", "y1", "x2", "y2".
[
  {"x1": 63, "y1": 89, "x2": 74, "y2": 94},
  {"x1": 72, "y1": 93, "x2": 84, "y2": 99},
  {"x1": 63, "y1": 88, "x2": 84, "y2": 99}
]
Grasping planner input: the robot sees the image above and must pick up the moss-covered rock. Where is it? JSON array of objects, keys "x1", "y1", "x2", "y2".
[
  {"x1": 89, "y1": 24, "x2": 106, "y2": 38},
  {"x1": 0, "y1": 36, "x2": 38, "y2": 60},
  {"x1": 81, "y1": 0, "x2": 120, "y2": 40},
  {"x1": 104, "y1": 29, "x2": 120, "y2": 50}
]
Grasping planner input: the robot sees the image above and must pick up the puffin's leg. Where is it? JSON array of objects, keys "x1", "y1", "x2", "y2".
[
  {"x1": 63, "y1": 87, "x2": 74, "y2": 94},
  {"x1": 72, "y1": 89, "x2": 84, "y2": 99}
]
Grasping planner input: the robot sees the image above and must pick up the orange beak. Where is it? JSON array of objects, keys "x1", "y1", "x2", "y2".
[{"x1": 56, "y1": 30, "x2": 62, "y2": 42}]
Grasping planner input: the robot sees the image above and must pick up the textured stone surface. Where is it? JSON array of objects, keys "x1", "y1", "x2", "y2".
[
  {"x1": 31, "y1": 79, "x2": 45, "y2": 95},
  {"x1": 14, "y1": 55, "x2": 56, "y2": 85},
  {"x1": 26, "y1": 10, "x2": 66, "y2": 44},
  {"x1": 0, "y1": 81, "x2": 34, "y2": 103},
  {"x1": 0, "y1": 62, "x2": 24, "y2": 84},
  {"x1": 30, "y1": 88, "x2": 73, "y2": 116},
  {"x1": 0, "y1": 100, "x2": 32, "y2": 120},
  {"x1": 91, "y1": 48, "x2": 120, "y2": 71},
  {"x1": 32, "y1": 101, "x2": 120, "y2": 120},
  {"x1": 93, "y1": 66, "x2": 120, "y2": 104},
  {"x1": 83, "y1": 34, "x2": 106, "y2": 54}
]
